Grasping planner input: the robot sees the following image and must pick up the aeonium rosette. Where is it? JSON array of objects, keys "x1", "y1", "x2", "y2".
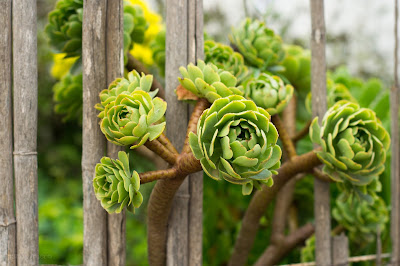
[
  {"x1": 189, "y1": 95, "x2": 282, "y2": 195},
  {"x1": 93, "y1": 151, "x2": 143, "y2": 213},
  {"x1": 96, "y1": 70, "x2": 166, "y2": 149},
  {"x1": 310, "y1": 100, "x2": 390, "y2": 200}
]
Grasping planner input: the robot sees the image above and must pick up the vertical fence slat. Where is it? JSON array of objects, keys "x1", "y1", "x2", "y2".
[
  {"x1": 188, "y1": 0, "x2": 204, "y2": 265},
  {"x1": 332, "y1": 234, "x2": 349, "y2": 266},
  {"x1": 106, "y1": 1, "x2": 126, "y2": 265},
  {"x1": 82, "y1": 1, "x2": 108, "y2": 265},
  {"x1": 12, "y1": 0, "x2": 39, "y2": 265},
  {"x1": 310, "y1": 0, "x2": 331, "y2": 265},
  {"x1": 391, "y1": 0, "x2": 400, "y2": 264},
  {"x1": 165, "y1": 0, "x2": 203, "y2": 264},
  {"x1": 165, "y1": 0, "x2": 189, "y2": 264},
  {"x1": 0, "y1": 1, "x2": 16, "y2": 265}
]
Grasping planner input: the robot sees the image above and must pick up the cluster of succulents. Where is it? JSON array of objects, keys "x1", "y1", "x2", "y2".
[
  {"x1": 310, "y1": 100, "x2": 390, "y2": 200},
  {"x1": 189, "y1": 95, "x2": 282, "y2": 195},
  {"x1": 243, "y1": 73, "x2": 294, "y2": 115},
  {"x1": 93, "y1": 151, "x2": 143, "y2": 213},
  {"x1": 178, "y1": 60, "x2": 244, "y2": 103},
  {"x1": 229, "y1": 18, "x2": 285, "y2": 70},
  {"x1": 96, "y1": 70, "x2": 166, "y2": 149},
  {"x1": 53, "y1": 73, "x2": 83, "y2": 121}
]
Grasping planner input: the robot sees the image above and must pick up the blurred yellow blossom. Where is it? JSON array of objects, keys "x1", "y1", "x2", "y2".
[{"x1": 51, "y1": 53, "x2": 79, "y2": 80}]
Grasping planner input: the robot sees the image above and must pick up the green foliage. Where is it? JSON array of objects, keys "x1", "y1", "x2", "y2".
[
  {"x1": 94, "y1": 151, "x2": 143, "y2": 213},
  {"x1": 96, "y1": 71, "x2": 166, "y2": 148},
  {"x1": 189, "y1": 95, "x2": 282, "y2": 195},
  {"x1": 333, "y1": 194, "x2": 389, "y2": 243},
  {"x1": 204, "y1": 40, "x2": 249, "y2": 83},
  {"x1": 150, "y1": 28, "x2": 166, "y2": 76},
  {"x1": 310, "y1": 100, "x2": 390, "y2": 202},
  {"x1": 300, "y1": 235, "x2": 315, "y2": 263},
  {"x1": 178, "y1": 60, "x2": 244, "y2": 103},
  {"x1": 53, "y1": 72, "x2": 82, "y2": 121},
  {"x1": 229, "y1": 18, "x2": 285, "y2": 70},
  {"x1": 123, "y1": 1, "x2": 149, "y2": 53},
  {"x1": 243, "y1": 72, "x2": 294, "y2": 115}
]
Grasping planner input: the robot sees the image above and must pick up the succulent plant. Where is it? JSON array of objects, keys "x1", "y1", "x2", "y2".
[
  {"x1": 53, "y1": 72, "x2": 83, "y2": 121},
  {"x1": 178, "y1": 60, "x2": 244, "y2": 103},
  {"x1": 97, "y1": 71, "x2": 166, "y2": 149},
  {"x1": 280, "y1": 45, "x2": 311, "y2": 95},
  {"x1": 229, "y1": 18, "x2": 285, "y2": 70},
  {"x1": 93, "y1": 151, "x2": 143, "y2": 213},
  {"x1": 123, "y1": 1, "x2": 148, "y2": 53},
  {"x1": 45, "y1": 0, "x2": 83, "y2": 58},
  {"x1": 150, "y1": 28, "x2": 166, "y2": 76},
  {"x1": 333, "y1": 194, "x2": 389, "y2": 243},
  {"x1": 310, "y1": 100, "x2": 390, "y2": 200},
  {"x1": 244, "y1": 73, "x2": 294, "y2": 115},
  {"x1": 204, "y1": 40, "x2": 249, "y2": 83},
  {"x1": 189, "y1": 95, "x2": 282, "y2": 195}
]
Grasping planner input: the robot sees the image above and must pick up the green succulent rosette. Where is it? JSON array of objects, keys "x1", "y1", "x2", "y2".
[
  {"x1": 204, "y1": 40, "x2": 249, "y2": 83},
  {"x1": 306, "y1": 79, "x2": 357, "y2": 113},
  {"x1": 189, "y1": 95, "x2": 282, "y2": 195},
  {"x1": 333, "y1": 194, "x2": 389, "y2": 243},
  {"x1": 53, "y1": 72, "x2": 82, "y2": 121},
  {"x1": 310, "y1": 100, "x2": 390, "y2": 200},
  {"x1": 244, "y1": 73, "x2": 294, "y2": 115},
  {"x1": 93, "y1": 151, "x2": 143, "y2": 213},
  {"x1": 45, "y1": 0, "x2": 83, "y2": 58},
  {"x1": 229, "y1": 18, "x2": 285, "y2": 70},
  {"x1": 123, "y1": 1, "x2": 148, "y2": 53},
  {"x1": 150, "y1": 28, "x2": 166, "y2": 76},
  {"x1": 280, "y1": 45, "x2": 311, "y2": 95},
  {"x1": 178, "y1": 60, "x2": 244, "y2": 103},
  {"x1": 96, "y1": 71, "x2": 166, "y2": 149}
]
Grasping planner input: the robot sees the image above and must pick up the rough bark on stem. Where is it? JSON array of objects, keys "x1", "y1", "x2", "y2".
[
  {"x1": 145, "y1": 139, "x2": 178, "y2": 165},
  {"x1": 272, "y1": 115, "x2": 297, "y2": 159},
  {"x1": 228, "y1": 150, "x2": 321, "y2": 266}
]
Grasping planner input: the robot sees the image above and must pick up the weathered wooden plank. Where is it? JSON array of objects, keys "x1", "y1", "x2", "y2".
[
  {"x1": 12, "y1": 0, "x2": 39, "y2": 265},
  {"x1": 82, "y1": 1, "x2": 108, "y2": 265},
  {"x1": 188, "y1": 0, "x2": 204, "y2": 265},
  {"x1": 105, "y1": 1, "x2": 126, "y2": 265},
  {"x1": 391, "y1": 0, "x2": 400, "y2": 264},
  {"x1": 332, "y1": 234, "x2": 349, "y2": 266},
  {"x1": 165, "y1": 0, "x2": 190, "y2": 264},
  {"x1": 310, "y1": 0, "x2": 331, "y2": 265},
  {"x1": 0, "y1": 1, "x2": 16, "y2": 265}
]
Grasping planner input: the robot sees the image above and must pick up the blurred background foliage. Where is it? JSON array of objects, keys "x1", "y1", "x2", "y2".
[{"x1": 38, "y1": 0, "x2": 394, "y2": 265}]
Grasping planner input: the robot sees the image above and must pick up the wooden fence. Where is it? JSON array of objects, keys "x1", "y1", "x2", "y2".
[{"x1": 0, "y1": 0, "x2": 399, "y2": 265}]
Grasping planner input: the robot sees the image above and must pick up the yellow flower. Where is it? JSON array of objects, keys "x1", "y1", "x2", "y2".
[{"x1": 51, "y1": 53, "x2": 79, "y2": 80}]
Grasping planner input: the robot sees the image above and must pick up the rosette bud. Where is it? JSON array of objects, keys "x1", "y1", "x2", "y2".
[{"x1": 189, "y1": 95, "x2": 282, "y2": 195}]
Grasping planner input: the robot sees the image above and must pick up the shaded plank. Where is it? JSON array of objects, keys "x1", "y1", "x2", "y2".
[
  {"x1": 0, "y1": 1, "x2": 16, "y2": 265},
  {"x1": 310, "y1": 0, "x2": 331, "y2": 265},
  {"x1": 82, "y1": 1, "x2": 108, "y2": 265},
  {"x1": 12, "y1": 0, "x2": 39, "y2": 265},
  {"x1": 391, "y1": 0, "x2": 400, "y2": 264},
  {"x1": 105, "y1": 1, "x2": 126, "y2": 265}
]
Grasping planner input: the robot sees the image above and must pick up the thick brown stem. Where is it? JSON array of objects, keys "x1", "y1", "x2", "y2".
[
  {"x1": 158, "y1": 134, "x2": 179, "y2": 154},
  {"x1": 254, "y1": 223, "x2": 315, "y2": 266},
  {"x1": 126, "y1": 53, "x2": 165, "y2": 99},
  {"x1": 292, "y1": 120, "x2": 312, "y2": 143},
  {"x1": 228, "y1": 150, "x2": 321, "y2": 266},
  {"x1": 272, "y1": 115, "x2": 297, "y2": 159},
  {"x1": 145, "y1": 139, "x2": 178, "y2": 165},
  {"x1": 182, "y1": 98, "x2": 210, "y2": 154},
  {"x1": 140, "y1": 168, "x2": 178, "y2": 184}
]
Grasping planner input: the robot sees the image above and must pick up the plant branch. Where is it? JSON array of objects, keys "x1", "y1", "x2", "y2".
[
  {"x1": 292, "y1": 120, "x2": 312, "y2": 143},
  {"x1": 254, "y1": 223, "x2": 315, "y2": 266},
  {"x1": 144, "y1": 139, "x2": 178, "y2": 165},
  {"x1": 182, "y1": 98, "x2": 210, "y2": 154},
  {"x1": 272, "y1": 115, "x2": 297, "y2": 159},
  {"x1": 228, "y1": 150, "x2": 321, "y2": 266},
  {"x1": 126, "y1": 53, "x2": 165, "y2": 99},
  {"x1": 140, "y1": 168, "x2": 178, "y2": 184},
  {"x1": 158, "y1": 133, "x2": 179, "y2": 154}
]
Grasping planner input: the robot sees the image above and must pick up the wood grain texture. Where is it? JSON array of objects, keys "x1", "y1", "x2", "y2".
[
  {"x1": 0, "y1": 1, "x2": 16, "y2": 265},
  {"x1": 105, "y1": 1, "x2": 126, "y2": 265},
  {"x1": 82, "y1": 1, "x2": 108, "y2": 265},
  {"x1": 12, "y1": 0, "x2": 39, "y2": 265},
  {"x1": 310, "y1": 0, "x2": 331, "y2": 265},
  {"x1": 391, "y1": 0, "x2": 400, "y2": 264},
  {"x1": 332, "y1": 234, "x2": 348, "y2": 266}
]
